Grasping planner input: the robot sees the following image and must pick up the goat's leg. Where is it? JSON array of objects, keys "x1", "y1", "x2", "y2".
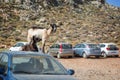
[
  {"x1": 27, "y1": 35, "x2": 32, "y2": 44},
  {"x1": 41, "y1": 40, "x2": 46, "y2": 53}
]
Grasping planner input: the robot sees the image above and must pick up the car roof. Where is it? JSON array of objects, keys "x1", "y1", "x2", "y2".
[
  {"x1": 55, "y1": 43, "x2": 72, "y2": 45},
  {"x1": 1, "y1": 51, "x2": 49, "y2": 57},
  {"x1": 16, "y1": 42, "x2": 28, "y2": 44},
  {"x1": 99, "y1": 43, "x2": 116, "y2": 45},
  {"x1": 78, "y1": 43, "x2": 97, "y2": 45}
]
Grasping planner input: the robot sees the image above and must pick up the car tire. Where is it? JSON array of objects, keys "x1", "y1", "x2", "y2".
[
  {"x1": 101, "y1": 51, "x2": 107, "y2": 58},
  {"x1": 115, "y1": 55, "x2": 119, "y2": 57},
  {"x1": 57, "y1": 53, "x2": 61, "y2": 59},
  {"x1": 95, "y1": 56, "x2": 100, "y2": 58},
  {"x1": 82, "y1": 52, "x2": 88, "y2": 58},
  {"x1": 73, "y1": 51, "x2": 77, "y2": 57},
  {"x1": 70, "y1": 54, "x2": 74, "y2": 58}
]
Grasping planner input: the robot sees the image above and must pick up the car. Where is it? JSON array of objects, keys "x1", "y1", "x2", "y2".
[
  {"x1": 47, "y1": 43, "x2": 74, "y2": 58},
  {"x1": 73, "y1": 43, "x2": 101, "y2": 58},
  {"x1": 99, "y1": 43, "x2": 119, "y2": 58},
  {"x1": 0, "y1": 51, "x2": 77, "y2": 80},
  {"x1": 9, "y1": 42, "x2": 28, "y2": 51}
]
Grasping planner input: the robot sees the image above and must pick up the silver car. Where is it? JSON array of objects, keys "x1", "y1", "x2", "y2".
[
  {"x1": 47, "y1": 43, "x2": 74, "y2": 58},
  {"x1": 73, "y1": 43, "x2": 101, "y2": 58}
]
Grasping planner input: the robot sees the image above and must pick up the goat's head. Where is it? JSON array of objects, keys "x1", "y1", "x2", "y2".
[{"x1": 50, "y1": 23, "x2": 57, "y2": 33}]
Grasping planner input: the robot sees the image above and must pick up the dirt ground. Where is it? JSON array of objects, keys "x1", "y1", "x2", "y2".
[{"x1": 58, "y1": 56, "x2": 120, "y2": 80}]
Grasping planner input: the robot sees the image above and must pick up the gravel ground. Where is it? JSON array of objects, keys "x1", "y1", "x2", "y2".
[{"x1": 58, "y1": 56, "x2": 120, "y2": 80}]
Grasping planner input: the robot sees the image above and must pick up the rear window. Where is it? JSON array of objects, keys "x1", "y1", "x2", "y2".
[
  {"x1": 87, "y1": 44, "x2": 98, "y2": 48},
  {"x1": 99, "y1": 44, "x2": 105, "y2": 47},
  {"x1": 62, "y1": 44, "x2": 72, "y2": 49},
  {"x1": 108, "y1": 45, "x2": 119, "y2": 50}
]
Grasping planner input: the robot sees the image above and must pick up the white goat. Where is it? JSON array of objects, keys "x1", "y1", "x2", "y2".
[{"x1": 27, "y1": 24, "x2": 57, "y2": 53}]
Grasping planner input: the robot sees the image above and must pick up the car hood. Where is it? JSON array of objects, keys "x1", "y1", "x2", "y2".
[{"x1": 14, "y1": 74, "x2": 77, "y2": 80}]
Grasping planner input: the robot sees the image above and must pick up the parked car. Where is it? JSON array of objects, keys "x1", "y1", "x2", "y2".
[
  {"x1": 0, "y1": 51, "x2": 77, "y2": 80},
  {"x1": 73, "y1": 43, "x2": 101, "y2": 58},
  {"x1": 99, "y1": 43, "x2": 119, "y2": 58},
  {"x1": 9, "y1": 42, "x2": 28, "y2": 51},
  {"x1": 47, "y1": 43, "x2": 74, "y2": 58}
]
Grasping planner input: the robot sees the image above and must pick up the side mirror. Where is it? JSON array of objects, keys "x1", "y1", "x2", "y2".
[{"x1": 67, "y1": 69, "x2": 75, "y2": 75}]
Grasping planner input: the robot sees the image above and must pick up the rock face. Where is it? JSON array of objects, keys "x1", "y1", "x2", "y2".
[{"x1": 0, "y1": 0, "x2": 120, "y2": 49}]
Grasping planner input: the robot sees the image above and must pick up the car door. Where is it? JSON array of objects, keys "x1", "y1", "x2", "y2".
[
  {"x1": 74, "y1": 44, "x2": 82, "y2": 55},
  {"x1": 73, "y1": 44, "x2": 79, "y2": 54},
  {"x1": 0, "y1": 53, "x2": 10, "y2": 80},
  {"x1": 77, "y1": 44, "x2": 84, "y2": 56}
]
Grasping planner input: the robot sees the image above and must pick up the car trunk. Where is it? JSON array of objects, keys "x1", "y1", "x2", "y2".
[{"x1": 59, "y1": 44, "x2": 73, "y2": 54}]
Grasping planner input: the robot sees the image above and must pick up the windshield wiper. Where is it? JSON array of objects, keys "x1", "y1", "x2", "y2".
[
  {"x1": 13, "y1": 71, "x2": 33, "y2": 74},
  {"x1": 41, "y1": 71, "x2": 65, "y2": 75}
]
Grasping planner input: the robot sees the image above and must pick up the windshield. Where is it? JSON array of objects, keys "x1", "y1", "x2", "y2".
[{"x1": 11, "y1": 54, "x2": 67, "y2": 75}]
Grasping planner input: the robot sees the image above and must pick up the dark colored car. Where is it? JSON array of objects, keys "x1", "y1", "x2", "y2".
[
  {"x1": 0, "y1": 51, "x2": 77, "y2": 80},
  {"x1": 47, "y1": 43, "x2": 74, "y2": 58},
  {"x1": 73, "y1": 43, "x2": 101, "y2": 58}
]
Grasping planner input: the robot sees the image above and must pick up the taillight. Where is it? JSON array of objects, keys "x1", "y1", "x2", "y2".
[
  {"x1": 59, "y1": 44, "x2": 62, "y2": 53},
  {"x1": 117, "y1": 48, "x2": 119, "y2": 50},
  {"x1": 106, "y1": 48, "x2": 110, "y2": 50}
]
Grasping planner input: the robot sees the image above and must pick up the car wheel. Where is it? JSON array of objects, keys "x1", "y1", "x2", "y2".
[
  {"x1": 73, "y1": 51, "x2": 77, "y2": 57},
  {"x1": 101, "y1": 52, "x2": 107, "y2": 58},
  {"x1": 115, "y1": 55, "x2": 119, "y2": 57},
  {"x1": 57, "y1": 53, "x2": 61, "y2": 59},
  {"x1": 71, "y1": 53, "x2": 75, "y2": 58},
  {"x1": 95, "y1": 56, "x2": 100, "y2": 58},
  {"x1": 82, "y1": 52, "x2": 88, "y2": 58}
]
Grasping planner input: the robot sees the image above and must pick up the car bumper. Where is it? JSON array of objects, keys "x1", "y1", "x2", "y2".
[
  {"x1": 87, "y1": 52, "x2": 101, "y2": 56},
  {"x1": 48, "y1": 52, "x2": 74, "y2": 57},
  {"x1": 59, "y1": 53, "x2": 74, "y2": 57},
  {"x1": 106, "y1": 51, "x2": 119, "y2": 56}
]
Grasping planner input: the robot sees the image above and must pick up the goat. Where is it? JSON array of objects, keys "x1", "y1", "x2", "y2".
[
  {"x1": 27, "y1": 23, "x2": 57, "y2": 53},
  {"x1": 21, "y1": 36, "x2": 39, "y2": 52}
]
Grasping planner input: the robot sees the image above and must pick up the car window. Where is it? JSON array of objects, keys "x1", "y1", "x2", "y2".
[
  {"x1": 81, "y1": 44, "x2": 85, "y2": 48},
  {"x1": 0, "y1": 54, "x2": 8, "y2": 68},
  {"x1": 87, "y1": 44, "x2": 98, "y2": 48},
  {"x1": 99, "y1": 44, "x2": 105, "y2": 47},
  {"x1": 50, "y1": 44, "x2": 59, "y2": 48},
  {"x1": 12, "y1": 55, "x2": 67, "y2": 75},
  {"x1": 62, "y1": 44, "x2": 72, "y2": 49},
  {"x1": 74, "y1": 44, "x2": 80, "y2": 48},
  {"x1": 14, "y1": 43, "x2": 24, "y2": 47},
  {"x1": 50, "y1": 45, "x2": 54, "y2": 48},
  {"x1": 40, "y1": 57, "x2": 64, "y2": 73},
  {"x1": 108, "y1": 45, "x2": 118, "y2": 50},
  {"x1": 54, "y1": 44, "x2": 60, "y2": 48}
]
